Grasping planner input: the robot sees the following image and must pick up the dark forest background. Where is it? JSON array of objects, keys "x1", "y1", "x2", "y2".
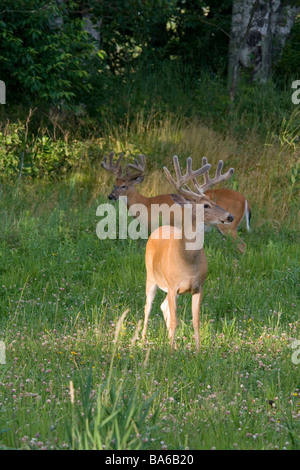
[{"x1": 0, "y1": 0, "x2": 299, "y2": 179}]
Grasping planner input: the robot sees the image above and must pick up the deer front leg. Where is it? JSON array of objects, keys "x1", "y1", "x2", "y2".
[
  {"x1": 192, "y1": 290, "x2": 203, "y2": 351},
  {"x1": 167, "y1": 290, "x2": 178, "y2": 349},
  {"x1": 160, "y1": 295, "x2": 170, "y2": 329},
  {"x1": 142, "y1": 282, "x2": 157, "y2": 344}
]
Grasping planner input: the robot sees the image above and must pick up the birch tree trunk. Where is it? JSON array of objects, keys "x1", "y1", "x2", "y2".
[
  {"x1": 228, "y1": 0, "x2": 300, "y2": 99},
  {"x1": 83, "y1": 15, "x2": 101, "y2": 51}
]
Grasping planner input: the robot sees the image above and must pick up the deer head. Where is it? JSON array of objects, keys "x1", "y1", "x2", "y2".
[
  {"x1": 101, "y1": 152, "x2": 146, "y2": 201},
  {"x1": 163, "y1": 156, "x2": 234, "y2": 226}
]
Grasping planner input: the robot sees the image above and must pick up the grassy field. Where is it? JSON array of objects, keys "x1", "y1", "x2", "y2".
[{"x1": 0, "y1": 114, "x2": 299, "y2": 450}]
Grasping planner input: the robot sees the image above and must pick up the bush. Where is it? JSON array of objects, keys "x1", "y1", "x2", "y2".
[
  {"x1": 0, "y1": 0, "x2": 104, "y2": 108},
  {"x1": 0, "y1": 121, "x2": 98, "y2": 179}
]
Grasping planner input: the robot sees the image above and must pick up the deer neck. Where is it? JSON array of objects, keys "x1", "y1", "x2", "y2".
[
  {"x1": 178, "y1": 233, "x2": 203, "y2": 266},
  {"x1": 179, "y1": 204, "x2": 204, "y2": 265},
  {"x1": 126, "y1": 187, "x2": 148, "y2": 209}
]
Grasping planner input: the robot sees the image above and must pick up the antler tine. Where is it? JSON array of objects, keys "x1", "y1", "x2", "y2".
[
  {"x1": 126, "y1": 154, "x2": 147, "y2": 178},
  {"x1": 202, "y1": 157, "x2": 210, "y2": 185},
  {"x1": 173, "y1": 155, "x2": 182, "y2": 182},
  {"x1": 101, "y1": 151, "x2": 113, "y2": 170},
  {"x1": 101, "y1": 151, "x2": 124, "y2": 177},
  {"x1": 197, "y1": 157, "x2": 234, "y2": 192},
  {"x1": 164, "y1": 155, "x2": 234, "y2": 200},
  {"x1": 115, "y1": 151, "x2": 124, "y2": 168},
  {"x1": 163, "y1": 156, "x2": 211, "y2": 200}
]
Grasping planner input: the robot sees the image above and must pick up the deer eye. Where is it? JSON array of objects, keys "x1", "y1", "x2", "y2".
[
  {"x1": 204, "y1": 203, "x2": 210, "y2": 209},
  {"x1": 120, "y1": 185, "x2": 127, "y2": 189}
]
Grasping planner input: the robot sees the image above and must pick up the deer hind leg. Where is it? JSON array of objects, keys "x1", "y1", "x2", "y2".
[
  {"x1": 160, "y1": 295, "x2": 170, "y2": 329},
  {"x1": 166, "y1": 290, "x2": 178, "y2": 349},
  {"x1": 192, "y1": 291, "x2": 203, "y2": 351},
  {"x1": 216, "y1": 224, "x2": 246, "y2": 254},
  {"x1": 142, "y1": 282, "x2": 157, "y2": 344}
]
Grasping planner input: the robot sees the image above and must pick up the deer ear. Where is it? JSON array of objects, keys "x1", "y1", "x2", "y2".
[{"x1": 131, "y1": 175, "x2": 145, "y2": 185}]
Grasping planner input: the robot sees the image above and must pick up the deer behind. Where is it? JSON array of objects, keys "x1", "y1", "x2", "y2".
[{"x1": 102, "y1": 152, "x2": 250, "y2": 251}]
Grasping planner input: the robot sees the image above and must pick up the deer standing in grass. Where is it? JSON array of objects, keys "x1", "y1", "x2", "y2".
[
  {"x1": 141, "y1": 156, "x2": 234, "y2": 350},
  {"x1": 101, "y1": 152, "x2": 186, "y2": 230},
  {"x1": 101, "y1": 152, "x2": 250, "y2": 251},
  {"x1": 204, "y1": 188, "x2": 251, "y2": 253}
]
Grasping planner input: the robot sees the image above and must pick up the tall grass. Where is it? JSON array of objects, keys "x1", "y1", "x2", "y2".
[
  {"x1": 64, "y1": 108, "x2": 299, "y2": 226},
  {"x1": 0, "y1": 65, "x2": 299, "y2": 450},
  {"x1": 0, "y1": 174, "x2": 299, "y2": 449},
  {"x1": 1, "y1": 65, "x2": 299, "y2": 226}
]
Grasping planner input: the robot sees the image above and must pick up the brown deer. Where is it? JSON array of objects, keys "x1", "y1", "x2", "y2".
[
  {"x1": 101, "y1": 152, "x2": 186, "y2": 230},
  {"x1": 141, "y1": 156, "x2": 234, "y2": 350},
  {"x1": 102, "y1": 152, "x2": 250, "y2": 251},
  {"x1": 204, "y1": 187, "x2": 251, "y2": 253}
]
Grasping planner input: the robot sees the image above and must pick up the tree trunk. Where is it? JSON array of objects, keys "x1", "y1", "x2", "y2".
[
  {"x1": 83, "y1": 15, "x2": 101, "y2": 51},
  {"x1": 228, "y1": 0, "x2": 300, "y2": 99}
]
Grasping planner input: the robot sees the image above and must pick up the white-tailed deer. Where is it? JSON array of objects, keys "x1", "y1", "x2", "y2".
[
  {"x1": 102, "y1": 152, "x2": 250, "y2": 251},
  {"x1": 141, "y1": 156, "x2": 234, "y2": 351},
  {"x1": 205, "y1": 188, "x2": 251, "y2": 253},
  {"x1": 101, "y1": 152, "x2": 186, "y2": 230}
]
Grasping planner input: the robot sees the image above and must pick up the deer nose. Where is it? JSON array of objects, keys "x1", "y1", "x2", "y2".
[
  {"x1": 227, "y1": 214, "x2": 234, "y2": 223},
  {"x1": 108, "y1": 193, "x2": 116, "y2": 200}
]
